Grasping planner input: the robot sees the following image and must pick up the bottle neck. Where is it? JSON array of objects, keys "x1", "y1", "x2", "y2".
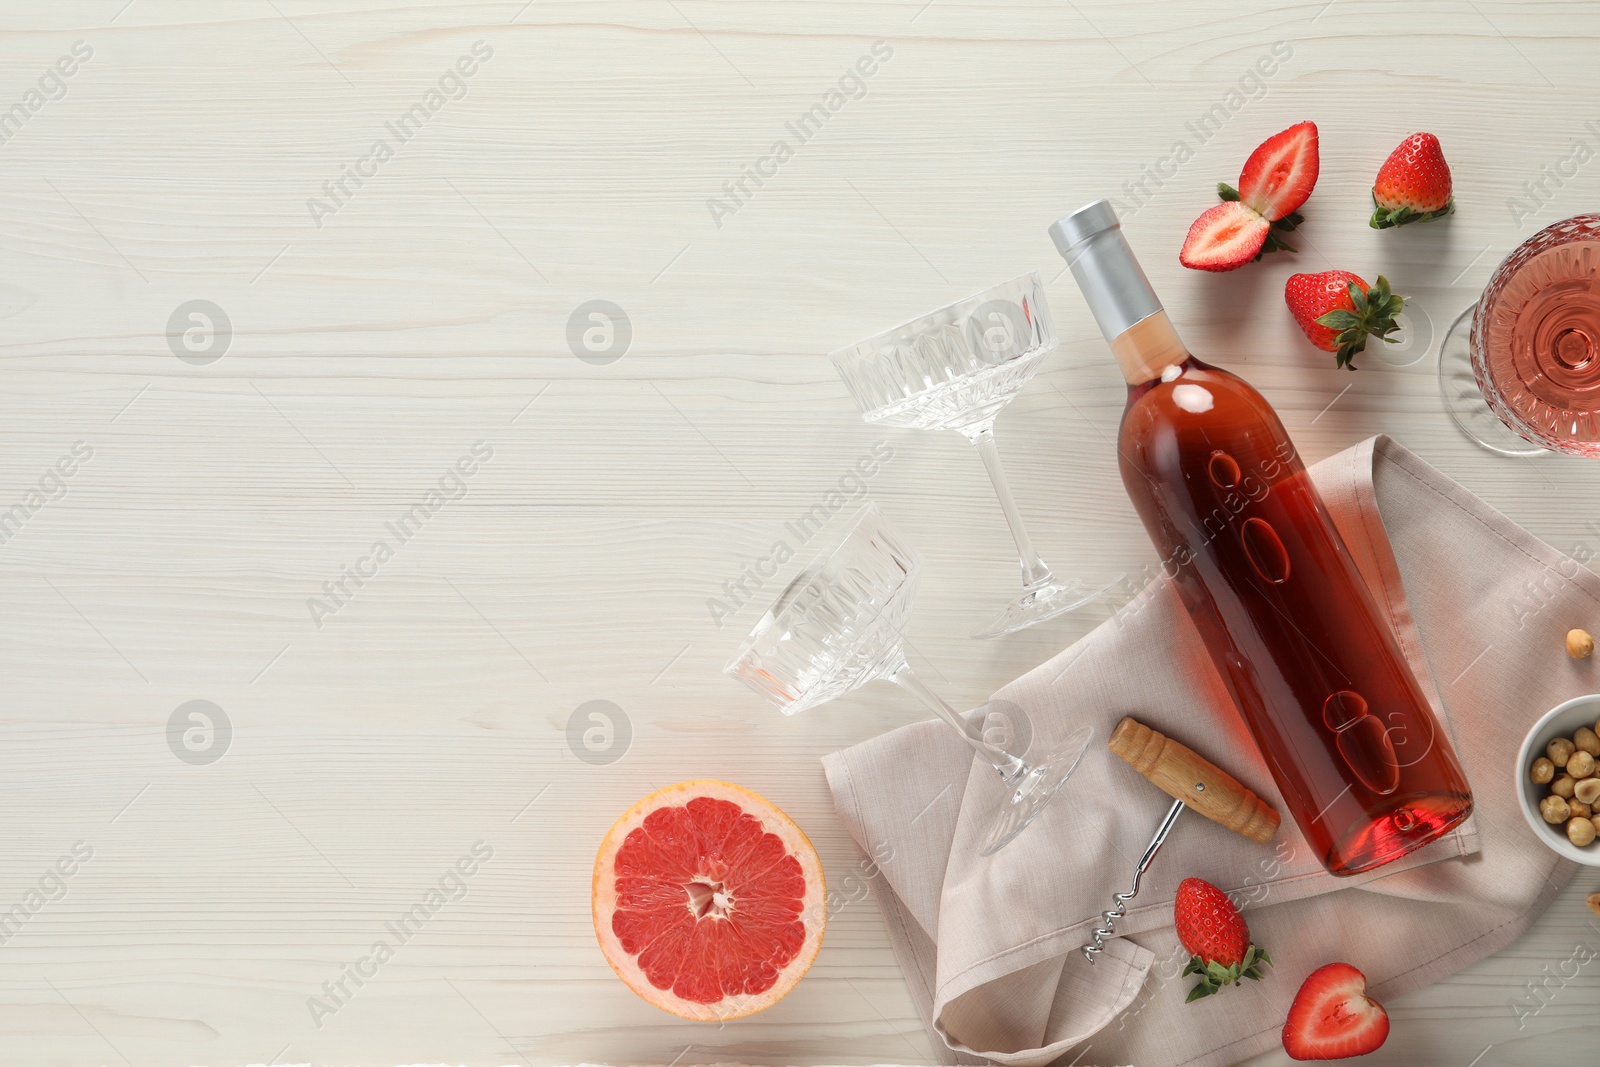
[
  {"x1": 1050, "y1": 200, "x2": 1190, "y2": 385},
  {"x1": 1111, "y1": 310, "x2": 1190, "y2": 385}
]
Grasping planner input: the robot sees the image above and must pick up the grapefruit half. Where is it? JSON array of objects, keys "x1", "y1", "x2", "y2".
[{"x1": 592, "y1": 780, "x2": 825, "y2": 1020}]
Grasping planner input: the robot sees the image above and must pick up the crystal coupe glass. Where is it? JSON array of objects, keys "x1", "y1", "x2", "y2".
[
  {"x1": 725, "y1": 503, "x2": 1093, "y2": 855},
  {"x1": 831, "y1": 272, "x2": 1107, "y2": 638},
  {"x1": 1439, "y1": 214, "x2": 1600, "y2": 457}
]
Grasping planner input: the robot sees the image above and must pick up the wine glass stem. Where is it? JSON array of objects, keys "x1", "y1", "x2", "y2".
[
  {"x1": 888, "y1": 661, "x2": 1026, "y2": 783},
  {"x1": 962, "y1": 424, "x2": 1053, "y2": 589}
]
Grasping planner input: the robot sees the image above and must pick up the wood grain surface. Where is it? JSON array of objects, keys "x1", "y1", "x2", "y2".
[{"x1": 1, "y1": 2, "x2": 1599, "y2": 1065}]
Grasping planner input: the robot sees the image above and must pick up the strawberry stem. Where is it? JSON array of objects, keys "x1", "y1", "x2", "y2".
[
  {"x1": 1183, "y1": 943, "x2": 1272, "y2": 1003},
  {"x1": 1313, "y1": 275, "x2": 1405, "y2": 370},
  {"x1": 1370, "y1": 194, "x2": 1455, "y2": 229}
]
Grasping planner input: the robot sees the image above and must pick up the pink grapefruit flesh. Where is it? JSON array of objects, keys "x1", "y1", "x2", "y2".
[{"x1": 592, "y1": 780, "x2": 825, "y2": 1020}]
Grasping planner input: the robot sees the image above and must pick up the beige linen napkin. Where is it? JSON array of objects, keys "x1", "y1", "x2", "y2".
[{"x1": 823, "y1": 435, "x2": 1592, "y2": 1067}]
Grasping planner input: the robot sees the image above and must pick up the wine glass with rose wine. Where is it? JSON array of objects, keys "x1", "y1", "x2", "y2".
[{"x1": 1439, "y1": 213, "x2": 1600, "y2": 457}]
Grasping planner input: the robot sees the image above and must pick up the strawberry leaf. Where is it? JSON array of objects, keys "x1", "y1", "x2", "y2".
[
  {"x1": 1349, "y1": 282, "x2": 1368, "y2": 315},
  {"x1": 1371, "y1": 193, "x2": 1455, "y2": 229},
  {"x1": 1259, "y1": 212, "x2": 1301, "y2": 256},
  {"x1": 1316, "y1": 310, "x2": 1363, "y2": 330},
  {"x1": 1218, "y1": 182, "x2": 1241, "y2": 202},
  {"x1": 1312, "y1": 276, "x2": 1407, "y2": 370},
  {"x1": 1257, "y1": 227, "x2": 1298, "y2": 258},
  {"x1": 1183, "y1": 943, "x2": 1271, "y2": 1003}
]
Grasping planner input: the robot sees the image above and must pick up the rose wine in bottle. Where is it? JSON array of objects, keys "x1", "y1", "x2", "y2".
[{"x1": 1051, "y1": 200, "x2": 1472, "y2": 875}]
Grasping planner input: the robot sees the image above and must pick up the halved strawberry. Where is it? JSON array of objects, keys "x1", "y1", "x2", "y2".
[
  {"x1": 1239, "y1": 121, "x2": 1320, "y2": 221},
  {"x1": 1282, "y1": 962, "x2": 1390, "y2": 1061},
  {"x1": 1180, "y1": 122, "x2": 1318, "y2": 272},
  {"x1": 1180, "y1": 202, "x2": 1269, "y2": 272}
]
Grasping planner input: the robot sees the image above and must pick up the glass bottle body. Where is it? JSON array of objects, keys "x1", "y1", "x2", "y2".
[{"x1": 1118, "y1": 352, "x2": 1473, "y2": 875}]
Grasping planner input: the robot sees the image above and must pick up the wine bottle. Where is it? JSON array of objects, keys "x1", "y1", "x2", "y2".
[{"x1": 1051, "y1": 200, "x2": 1472, "y2": 875}]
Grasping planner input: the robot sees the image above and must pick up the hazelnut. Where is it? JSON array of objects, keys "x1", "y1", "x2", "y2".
[
  {"x1": 1569, "y1": 628, "x2": 1595, "y2": 658},
  {"x1": 1570, "y1": 798, "x2": 1593, "y2": 820},
  {"x1": 1567, "y1": 816, "x2": 1596, "y2": 847},
  {"x1": 1541, "y1": 794, "x2": 1572, "y2": 823},
  {"x1": 1574, "y1": 777, "x2": 1600, "y2": 805},
  {"x1": 1590, "y1": 892, "x2": 1600, "y2": 918},
  {"x1": 1552, "y1": 775, "x2": 1577, "y2": 799},
  {"x1": 1576, "y1": 726, "x2": 1600, "y2": 756},
  {"x1": 1569, "y1": 750, "x2": 1598, "y2": 778},
  {"x1": 1549, "y1": 736, "x2": 1577, "y2": 767},
  {"x1": 1531, "y1": 757, "x2": 1556, "y2": 784}
]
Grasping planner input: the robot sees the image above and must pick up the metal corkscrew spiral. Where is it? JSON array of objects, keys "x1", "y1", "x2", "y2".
[{"x1": 1082, "y1": 798, "x2": 1185, "y2": 963}]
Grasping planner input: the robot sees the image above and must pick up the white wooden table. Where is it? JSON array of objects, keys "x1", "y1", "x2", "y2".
[{"x1": 2, "y1": 2, "x2": 1599, "y2": 1064}]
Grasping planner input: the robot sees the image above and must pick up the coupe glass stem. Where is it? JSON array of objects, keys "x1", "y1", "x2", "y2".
[
  {"x1": 960, "y1": 422, "x2": 1053, "y2": 588},
  {"x1": 887, "y1": 658, "x2": 1026, "y2": 783}
]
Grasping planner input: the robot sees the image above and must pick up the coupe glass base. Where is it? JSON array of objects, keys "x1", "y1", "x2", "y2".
[
  {"x1": 1438, "y1": 305, "x2": 1549, "y2": 457},
  {"x1": 978, "y1": 724, "x2": 1094, "y2": 856},
  {"x1": 971, "y1": 576, "x2": 1110, "y2": 639}
]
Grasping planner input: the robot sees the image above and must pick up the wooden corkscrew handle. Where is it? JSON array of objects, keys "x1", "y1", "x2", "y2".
[{"x1": 1108, "y1": 716, "x2": 1280, "y2": 845}]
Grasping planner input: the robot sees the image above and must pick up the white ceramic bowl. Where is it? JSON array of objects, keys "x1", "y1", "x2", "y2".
[{"x1": 1515, "y1": 692, "x2": 1600, "y2": 865}]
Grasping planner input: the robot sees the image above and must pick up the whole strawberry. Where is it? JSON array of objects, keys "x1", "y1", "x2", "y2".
[
  {"x1": 1173, "y1": 877, "x2": 1270, "y2": 1002},
  {"x1": 1284, "y1": 271, "x2": 1405, "y2": 370},
  {"x1": 1370, "y1": 133, "x2": 1454, "y2": 228}
]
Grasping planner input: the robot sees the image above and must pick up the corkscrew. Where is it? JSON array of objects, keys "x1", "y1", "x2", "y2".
[{"x1": 1081, "y1": 717, "x2": 1280, "y2": 964}]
